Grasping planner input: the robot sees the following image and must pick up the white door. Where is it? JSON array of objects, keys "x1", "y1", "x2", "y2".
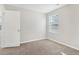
[{"x1": 1, "y1": 10, "x2": 20, "y2": 48}]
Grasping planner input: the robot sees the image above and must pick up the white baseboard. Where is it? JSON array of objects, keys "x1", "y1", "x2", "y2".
[
  {"x1": 49, "y1": 39, "x2": 79, "y2": 51},
  {"x1": 20, "y1": 38, "x2": 79, "y2": 51},
  {"x1": 20, "y1": 38, "x2": 45, "y2": 44}
]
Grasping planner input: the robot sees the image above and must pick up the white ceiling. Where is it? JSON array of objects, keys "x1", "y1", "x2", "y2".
[{"x1": 9, "y1": 4, "x2": 66, "y2": 13}]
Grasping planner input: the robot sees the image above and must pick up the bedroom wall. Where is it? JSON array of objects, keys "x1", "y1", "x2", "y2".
[
  {"x1": 0, "y1": 4, "x2": 5, "y2": 47},
  {"x1": 0, "y1": 4, "x2": 5, "y2": 16},
  {"x1": 46, "y1": 5, "x2": 79, "y2": 49},
  {"x1": 4, "y1": 5, "x2": 46, "y2": 43}
]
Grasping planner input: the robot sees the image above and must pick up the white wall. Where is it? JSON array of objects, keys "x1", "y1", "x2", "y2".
[
  {"x1": 0, "y1": 4, "x2": 5, "y2": 10},
  {"x1": 4, "y1": 5, "x2": 46, "y2": 43},
  {"x1": 69, "y1": 5, "x2": 79, "y2": 48},
  {"x1": 0, "y1": 4, "x2": 5, "y2": 47},
  {"x1": 20, "y1": 9, "x2": 46, "y2": 43},
  {"x1": 0, "y1": 4, "x2": 5, "y2": 16},
  {"x1": 46, "y1": 5, "x2": 79, "y2": 49}
]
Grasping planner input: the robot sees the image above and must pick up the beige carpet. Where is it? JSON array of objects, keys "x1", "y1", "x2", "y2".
[{"x1": 0, "y1": 39, "x2": 79, "y2": 55}]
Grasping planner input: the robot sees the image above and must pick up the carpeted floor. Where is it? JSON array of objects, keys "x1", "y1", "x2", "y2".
[{"x1": 0, "y1": 39, "x2": 79, "y2": 55}]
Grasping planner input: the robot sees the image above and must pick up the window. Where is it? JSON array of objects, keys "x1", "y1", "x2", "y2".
[{"x1": 48, "y1": 15, "x2": 59, "y2": 33}]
